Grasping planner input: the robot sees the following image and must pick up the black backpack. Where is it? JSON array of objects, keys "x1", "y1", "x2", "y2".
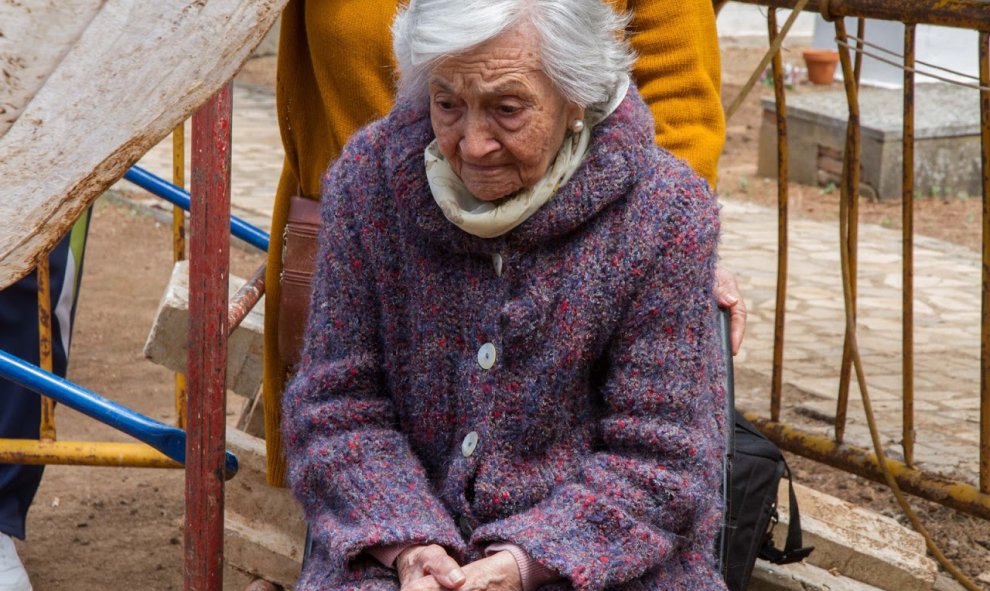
[{"x1": 721, "y1": 410, "x2": 815, "y2": 591}]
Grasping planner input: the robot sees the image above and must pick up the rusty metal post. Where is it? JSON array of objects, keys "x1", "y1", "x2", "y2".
[
  {"x1": 980, "y1": 31, "x2": 990, "y2": 495},
  {"x1": 173, "y1": 121, "x2": 188, "y2": 429},
  {"x1": 902, "y1": 24, "x2": 916, "y2": 468},
  {"x1": 0, "y1": 440, "x2": 183, "y2": 468},
  {"x1": 854, "y1": 18, "x2": 866, "y2": 84},
  {"x1": 732, "y1": 0, "x2": 990, "y2": 31},
  {"x1": 749, "y1": 414, "x2": 990, "y2": 520},
  {"x1": 36, "y1": 259, "x2": 56, "y2": 441},
  {"x1": 227, "y1": 263, "x2": 266, "y2": 337},
  {"x1": 184, "y1": 83, "x2": 232, "y2": 591},
  {"x1": 769, "y1": 9, "x2": 789, "y2": 421}
]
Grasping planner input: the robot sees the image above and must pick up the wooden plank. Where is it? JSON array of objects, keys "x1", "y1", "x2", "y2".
[{"x1": 0, "y1": 0, "x2": 287, "y2": 289}]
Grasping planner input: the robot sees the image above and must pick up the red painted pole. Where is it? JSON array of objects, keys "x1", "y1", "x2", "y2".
[{"x1": 185, "y1": 82, "x2": 232, "y2": 591}]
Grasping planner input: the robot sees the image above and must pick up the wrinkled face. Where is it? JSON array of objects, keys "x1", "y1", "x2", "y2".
[{"x1": 429, "y1": 22, "x2": 584, "y2": 201}]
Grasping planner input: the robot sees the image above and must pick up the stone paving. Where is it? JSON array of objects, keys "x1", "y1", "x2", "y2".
[{"x1": 121, "y1": 83, "x2": 986, "y2": 488}]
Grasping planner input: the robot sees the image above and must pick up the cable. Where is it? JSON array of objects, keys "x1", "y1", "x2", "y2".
[{"x1": 835, "y1": 38, "x2": 990, "y2": 91}]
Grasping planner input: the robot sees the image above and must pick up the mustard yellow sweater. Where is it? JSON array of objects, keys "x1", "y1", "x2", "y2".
[{"x1": 264, "y1": 0, "x2": 724, "y2": 484}]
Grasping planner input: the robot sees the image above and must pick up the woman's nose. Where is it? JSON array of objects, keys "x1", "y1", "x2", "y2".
[{"x1": 459, "y1": 114, "x2": 499, "y2": 159}]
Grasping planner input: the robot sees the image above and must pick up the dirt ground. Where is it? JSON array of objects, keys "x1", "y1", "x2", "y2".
[{"x1": 12, "y1": 44, "x2": 989, "y2": 590}]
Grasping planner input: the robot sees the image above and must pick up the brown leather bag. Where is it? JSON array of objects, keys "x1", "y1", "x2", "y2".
[{"x1": 278, "y1": 196, "x2": 323, "y2": 367}]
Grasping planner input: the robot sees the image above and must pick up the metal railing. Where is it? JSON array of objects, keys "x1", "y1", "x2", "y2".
[{"x1": 727, "y1": 0, "x2": 990, "y2": 521}]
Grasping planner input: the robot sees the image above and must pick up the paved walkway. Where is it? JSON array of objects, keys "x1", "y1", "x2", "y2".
[
  {"x1": 121, "y1": 83, "x2": 985, "y2": 487},
  {"x1": 720, "y1": 200, "x2": 982, "y2": 481}
]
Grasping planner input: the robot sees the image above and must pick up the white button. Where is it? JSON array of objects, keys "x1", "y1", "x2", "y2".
[
  {"x1": 477, "y1": 343, "x2": 497, "y2": 369},
  {"x1": 461, "y1": 431, "x2": 479, "y2": 457},
  {"x1": 491, "y1": 253, "x2": 503, "y2": 277}
]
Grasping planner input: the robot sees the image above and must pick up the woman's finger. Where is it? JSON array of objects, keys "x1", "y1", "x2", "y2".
[
  {"x1": 422, "y1": 548, "x2": 466, "y2": 588},
  {"x1": 729, "y1": 298, "x2": 747, "y2": 355},
  {"x1": 396, "y1": 545, "x2": 439, "y2": 586},
  {"x1": 715, "y1": 266, "x2": 740, "y2": 306},
  {"x1": 403, "y1": 574, "x2": 446, "y2": 591},
  {"x1": 714, "y1": 265, "x2": 747, "y2": 354}
]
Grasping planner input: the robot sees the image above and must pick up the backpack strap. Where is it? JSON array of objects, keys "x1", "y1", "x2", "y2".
[{"x1": 759, "y1": 462, "x2": 815, "y2": 565}]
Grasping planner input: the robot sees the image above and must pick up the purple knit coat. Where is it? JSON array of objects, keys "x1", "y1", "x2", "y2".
[{"x1": 283, "y1": 86, "x2": 727, "y2": 591}]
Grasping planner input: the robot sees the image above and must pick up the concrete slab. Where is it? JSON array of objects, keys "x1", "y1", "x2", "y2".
[
  {"x1": 757, "y1": 83, "x2": 982, "y2": 200},
  {"x1": 933, "y1": 573, "x2": 968, "y2": 591},
  {"x1": 774, "y1": 481, "x2": 937, "y2": 591},
  {"x1": 143, "y1": 260, "x2": 265, "y2": 398},
  {"x1": 751, "y1": 559, "x2": 887, "y2": 591}
]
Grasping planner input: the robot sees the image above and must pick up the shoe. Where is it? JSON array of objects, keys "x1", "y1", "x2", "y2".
[{"x1": 0, "y1": 534, "x2": 31, "y2": 591}]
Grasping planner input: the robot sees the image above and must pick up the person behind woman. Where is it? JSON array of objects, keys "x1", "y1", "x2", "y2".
[{"x1": 282, "y1": 1, "x2": 728, "y2": 590}]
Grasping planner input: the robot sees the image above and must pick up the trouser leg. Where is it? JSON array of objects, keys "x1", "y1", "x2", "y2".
[{"x1": 0, "y1": 212, "x2": 91, "y2": 540}]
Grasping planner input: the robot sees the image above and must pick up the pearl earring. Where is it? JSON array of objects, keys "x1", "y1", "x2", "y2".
[{"x1": 571, "y1": 119, "x2": 585, "y2": 133}]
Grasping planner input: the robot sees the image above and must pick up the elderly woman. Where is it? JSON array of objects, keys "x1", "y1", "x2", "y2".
[{"x1": 283, "y1": 1, "x2": 727, "y2": 590}]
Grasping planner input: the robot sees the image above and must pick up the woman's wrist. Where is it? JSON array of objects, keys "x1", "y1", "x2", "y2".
[
  {"x1": 368, "y1": 542, "x2": 415, "y2": 568},
  {"x1": 486, "y1": 543, "x2": 560, "y2": 591}
]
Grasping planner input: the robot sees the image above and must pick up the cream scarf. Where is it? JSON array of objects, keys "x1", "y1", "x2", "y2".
[{"x1": 425, "y1": 75, "x2": 629, "y2": 239}]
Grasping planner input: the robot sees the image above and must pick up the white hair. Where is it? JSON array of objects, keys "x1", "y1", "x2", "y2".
[{"x1": 391, "y1": 0, "x2": 635, "y2": 111}]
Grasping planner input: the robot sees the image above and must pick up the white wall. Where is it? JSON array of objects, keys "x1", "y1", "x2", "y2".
[{"x1": 716, "y1": 3, "x2": 815, "y2": 44}]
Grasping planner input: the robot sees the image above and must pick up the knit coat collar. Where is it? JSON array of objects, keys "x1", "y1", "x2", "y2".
[{"x1": 385, "y1": 85, "x2": 657, "y2": 254}]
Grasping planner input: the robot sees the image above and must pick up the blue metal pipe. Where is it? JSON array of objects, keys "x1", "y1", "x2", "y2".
[
  {"x1": 124, "y1": 166, "x2": 270, "y2": 252},
  {"x1": 0, "y1": 349, "x2": 238, "y2": 478}
]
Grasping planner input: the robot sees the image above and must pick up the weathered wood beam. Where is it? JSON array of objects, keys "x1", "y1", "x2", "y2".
[{"x1": 0, "y1": 0, "x2": 288, "y2": 289}]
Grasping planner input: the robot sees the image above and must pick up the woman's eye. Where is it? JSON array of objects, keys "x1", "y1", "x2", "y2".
[
  {"x1": 497, "y1": 104, "x2": 522, "y2": 116},
  {"x1": 432, "y1": 96, "x2": 455, "y2": 111}
]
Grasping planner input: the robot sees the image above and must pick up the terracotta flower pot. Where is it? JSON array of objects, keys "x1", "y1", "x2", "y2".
[{"x1": 803, "y1": 49, "x2": 840, "y2": 85}]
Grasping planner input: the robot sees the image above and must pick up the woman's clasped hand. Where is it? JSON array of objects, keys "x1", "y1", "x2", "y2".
[{"x1": 396, "y1": 546, "x2": 521, "y2": 591}]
